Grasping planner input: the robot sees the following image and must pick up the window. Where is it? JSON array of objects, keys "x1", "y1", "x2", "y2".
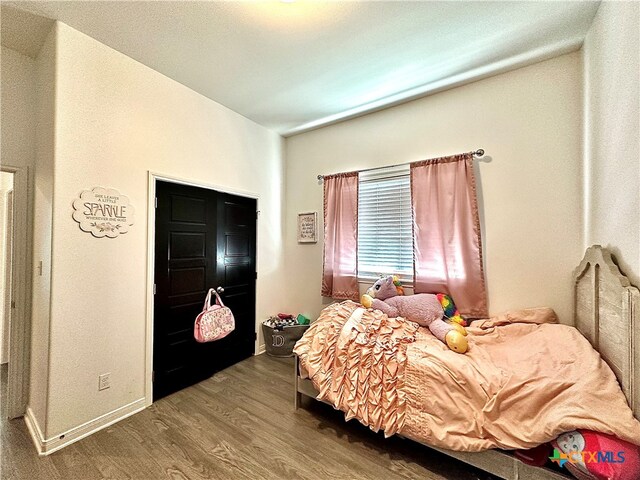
[{"x1": 357, "y1": 165, "x2": 413, "y2": 283}]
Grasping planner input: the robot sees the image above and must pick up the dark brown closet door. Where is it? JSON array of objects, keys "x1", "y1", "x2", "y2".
[{"x1": 153, "y1": 181, "x2": 256, "y2": 400}]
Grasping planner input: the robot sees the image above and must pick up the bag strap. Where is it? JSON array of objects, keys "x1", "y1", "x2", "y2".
[
  {"x1": 202, "y1": 288, "x2": 214, "y2": 311},
  {"x1": 212, "y1": 290, "x2": 225, "y2": 308}
]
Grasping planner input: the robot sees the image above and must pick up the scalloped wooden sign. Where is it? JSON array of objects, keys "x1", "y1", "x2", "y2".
[{"x1": 72, "y1": 187, "x2": 135, "y2": 238}]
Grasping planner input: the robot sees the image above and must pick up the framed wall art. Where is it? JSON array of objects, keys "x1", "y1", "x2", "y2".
[{"x1": 297, "y1": 212, "x2": 317, "y2": 243}]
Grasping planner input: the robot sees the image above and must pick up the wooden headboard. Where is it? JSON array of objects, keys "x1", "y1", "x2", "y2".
[{"x1": 574, "y1": 245, "x2": 640, "y2": 421}]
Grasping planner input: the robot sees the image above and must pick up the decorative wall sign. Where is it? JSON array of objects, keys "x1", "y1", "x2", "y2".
[
  {"x1": 297, "y1": 212, "x2": 317, "y2": 243},
  {"x1": 72, "y1": 187, "x2": 135, "y2": 238}
]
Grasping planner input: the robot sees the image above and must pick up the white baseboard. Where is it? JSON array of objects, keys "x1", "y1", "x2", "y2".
[
  {"x1": 257, "y1": 344, "x2": 266, "y2": 355},
  {"x1": 24, "y1": 407, "x2": 45, "y2": 455},
  {"x1": 25, "y1": 398, "x2": 146, "y2": 456}
]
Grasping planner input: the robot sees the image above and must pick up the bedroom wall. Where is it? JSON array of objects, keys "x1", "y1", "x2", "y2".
[
  {"x1": 582, "y1": 1, "x2": 640, "y2": 286},
  {"x1": 284, "y1": 52, "x2": 583, "y2": 325},
  {"x1": 1, "y1": 46, "x2": 35, "y2": 367},
  {"x1": 1, "y1": 42, "x2": 44, "y2": 423},
  {"x1": 30, "y1": 25, "x2": 57, "y2": 436},
  {"x1": 0, "y1": 47, "x2": 37, "y2": 364},
  {"x1": 36, "y1": 22, "x2": 287, "y2": 440},
  {"x1": 1, "y1": 46, "x2": 37, "y2": 170},
  {"x1": 0, "y1": 173, "x2": 14, "y2": 365}
]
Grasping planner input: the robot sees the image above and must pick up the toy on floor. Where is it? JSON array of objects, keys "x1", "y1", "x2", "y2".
[{"x1": 361, "y1": 276, "x2": 468, "y2": 353}]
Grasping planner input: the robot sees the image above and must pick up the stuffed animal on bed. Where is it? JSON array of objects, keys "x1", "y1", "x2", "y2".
[{"x1": 361, "y1": 275, "x2": 468, "y2": 353}]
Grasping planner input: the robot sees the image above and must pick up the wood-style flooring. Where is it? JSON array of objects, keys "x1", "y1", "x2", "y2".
[{"x1": 1, "y1": 356, "x2": 498, "y2": 480}]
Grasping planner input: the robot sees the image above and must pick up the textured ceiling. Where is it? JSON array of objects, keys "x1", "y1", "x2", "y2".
[{"x1": 1, "y1": 1, "x2": 599, "y2": 135}]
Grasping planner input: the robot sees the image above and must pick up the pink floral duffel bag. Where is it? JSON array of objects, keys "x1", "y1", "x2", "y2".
[{"x1": 194, "y1": 288, "x2": 235, "y2": 342}]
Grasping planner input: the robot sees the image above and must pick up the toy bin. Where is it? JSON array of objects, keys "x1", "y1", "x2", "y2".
[{"x1": 262, "y1": 323, "x2": 309, "y2": 357}]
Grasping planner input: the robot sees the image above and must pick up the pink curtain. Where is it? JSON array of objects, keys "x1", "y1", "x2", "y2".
[
  {"x1": 411, "y1": 154, "x2": 487, "y2": 317},
  {"x1": 322, "y1": 172, "x2": 359, "y2": 301}
]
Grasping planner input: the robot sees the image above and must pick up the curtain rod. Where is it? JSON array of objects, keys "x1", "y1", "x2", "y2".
[{"x1": 316, "y1": 149, "x2": 485, "y2": 181}]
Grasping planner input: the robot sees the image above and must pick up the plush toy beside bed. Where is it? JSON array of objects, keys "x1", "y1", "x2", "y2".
[
  {"x1": 551, "y1": 430, "x2": 640, "y2": 480},
  {"x1": 361, "y1": 275, "x2": 468, "y2": 353}
]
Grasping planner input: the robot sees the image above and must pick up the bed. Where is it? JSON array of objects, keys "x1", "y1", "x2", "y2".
[{"x1": 293, "y1": 245, "x2": 640, "y2": 480}]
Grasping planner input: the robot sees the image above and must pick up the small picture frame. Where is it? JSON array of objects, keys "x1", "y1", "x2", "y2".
[{"x1": 297, "y1": 212, "x2": 317, "y2": 243}]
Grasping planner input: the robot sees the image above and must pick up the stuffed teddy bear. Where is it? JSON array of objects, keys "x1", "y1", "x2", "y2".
[{"x1": 361, "y1": 276, "x2": 468, "y2": 353}]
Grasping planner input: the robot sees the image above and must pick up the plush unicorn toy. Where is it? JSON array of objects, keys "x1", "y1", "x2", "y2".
[{"x1": 361, "y1": 276, "x2": 468, "y2": 353}]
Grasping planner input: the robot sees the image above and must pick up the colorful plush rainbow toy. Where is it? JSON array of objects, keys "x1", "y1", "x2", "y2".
[
  {"x1": 361, "y1": 275, "x2": 468, "y2": 353},
  {"x1": 385, "y1": 277, "x2": 467, "y2": 327},
  {"x1": 382, "y1": 277, "x2": 467, "y2": 327},
  {"x1": 436, "y1": 293, "x2": 468, "y2": 327}
]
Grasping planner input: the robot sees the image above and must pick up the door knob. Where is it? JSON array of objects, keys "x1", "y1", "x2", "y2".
[{"x1": 216, "y1": 286, "x2": 225, "y2": 294}]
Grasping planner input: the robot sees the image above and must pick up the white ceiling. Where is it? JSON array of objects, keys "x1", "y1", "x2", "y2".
[{"x1": 2, "y1": 1, "x2": 599, "y2": 136}]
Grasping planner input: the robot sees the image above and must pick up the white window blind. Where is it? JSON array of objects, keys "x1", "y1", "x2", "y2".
[{"x1": 358, "y1": 165, "x2": 413, "y2": 283}]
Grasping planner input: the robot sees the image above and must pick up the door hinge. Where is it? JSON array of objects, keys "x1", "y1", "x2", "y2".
[
  {"x1": 11, "y1": 300, "x2": 15, "y2": 309},
  {"x1": 254, "y1": 332, "x2": 257, "y2": 341},
  {"x1": 255, "y1": 271, "x2": 258, "y2": 279},
  {"x1": 153, "y1": 284, "x2": 157, "y2": 295},
  {"x1": 155, "y1": 197, "x2": 158, "y2": 208},
  {"x1": 152, "y1": 371, "x2": 155, "y2": 382},
  {"x1": 256, "y1": 210, "x2": 260, "y2": 219}
]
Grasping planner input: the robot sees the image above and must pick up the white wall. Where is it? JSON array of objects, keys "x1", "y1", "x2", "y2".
[
  {"x1": 1, "y1": 43, "x2": 41, "y2": 418},
  {"x1": 0, "y1": 172, "x2": 14, "y2": 364},
  {"x1": 1, "y1": 46, "x2": 37, "y2": 170},
  {"x1": 37, "y1": 22, "x2": 287, "y2": 439},
  {"x1": 285, "y1": 53, "x2": 583, "y2": 325},
  {"x1": 583, "y1": 1, "x2": 640, "y2": 285},
  {"x1": 30, "y1": 25, "x2": 57, "y2": 434},
  {"x1": 0, "y1": 46, "x2": 37, "y2": 365}
]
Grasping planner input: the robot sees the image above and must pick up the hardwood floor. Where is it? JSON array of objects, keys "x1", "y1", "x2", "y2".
[{"x1": 1, "y1": 356, "x2": 498, "y2": 480}]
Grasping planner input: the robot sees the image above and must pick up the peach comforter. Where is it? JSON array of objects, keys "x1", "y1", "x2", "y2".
[{"x1": 293, "y1": 301, "x2": 640, "y2": 452}]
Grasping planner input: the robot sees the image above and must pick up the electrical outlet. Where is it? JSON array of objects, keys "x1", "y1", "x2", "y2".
[{"x1": 98, "y1": 373, "x2": 111, "y2": 391}]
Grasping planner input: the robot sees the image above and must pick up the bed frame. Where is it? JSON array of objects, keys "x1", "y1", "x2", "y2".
[{"x1": 294, "y1": 245, "x2": 639, "y2": 480}]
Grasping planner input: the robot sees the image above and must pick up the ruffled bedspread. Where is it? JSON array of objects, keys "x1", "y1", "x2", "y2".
[
  {"x1": 293, "y1": 301, "x2": 418, "y2": 437},
  {"x1": 294, "y1": 301, "x2": 640, "y2": 452}
]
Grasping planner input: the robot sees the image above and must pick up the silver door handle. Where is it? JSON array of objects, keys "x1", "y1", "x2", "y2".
[{"x1": 216, "y1": 286, "x2": 225, "y2": 294}]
